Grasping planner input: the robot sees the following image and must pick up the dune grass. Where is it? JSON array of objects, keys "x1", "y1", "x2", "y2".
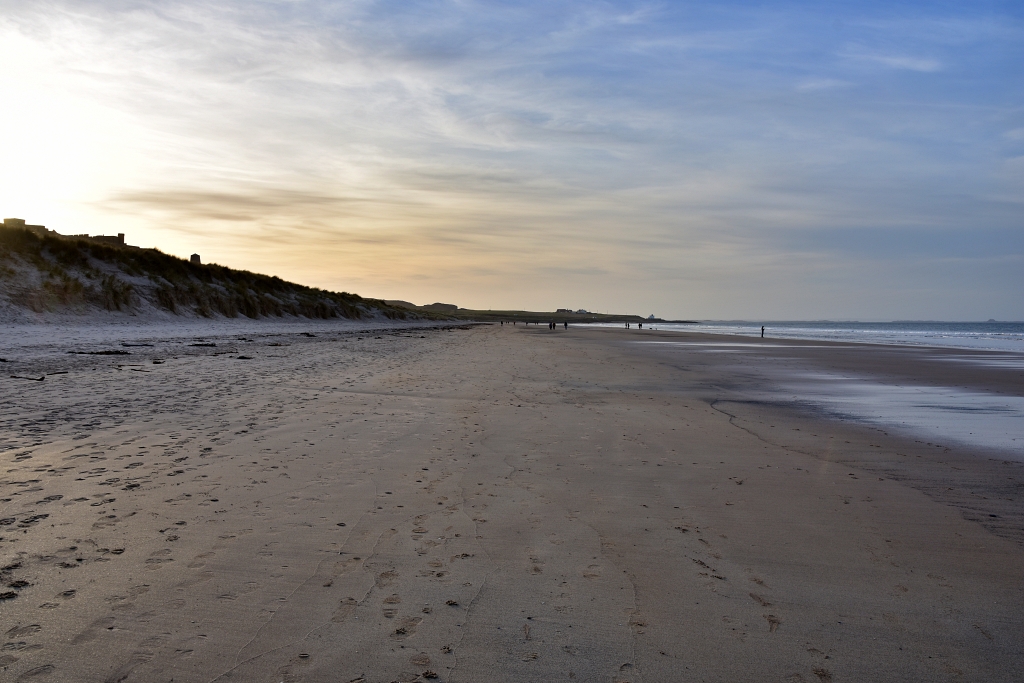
[{"x1": 0, "y1": 226, "x2": 412, "y2": 320}]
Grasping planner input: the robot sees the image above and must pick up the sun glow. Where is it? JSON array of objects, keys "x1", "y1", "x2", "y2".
[{"x1": 0, "y1": 31, "x2": 148, "y2": 235}]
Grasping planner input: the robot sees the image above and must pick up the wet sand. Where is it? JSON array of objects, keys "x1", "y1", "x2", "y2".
[{"x1": 1, "y1": 323, "x2": 1022, "y2": 682}]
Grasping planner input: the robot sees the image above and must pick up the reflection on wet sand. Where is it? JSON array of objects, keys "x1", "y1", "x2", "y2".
[
  {"x1": 635, "y1": 338, "x2": 1024, "y2": 458},
  {"x1": 775, "y1": 372, "x2": 1024, "y2": 456}
]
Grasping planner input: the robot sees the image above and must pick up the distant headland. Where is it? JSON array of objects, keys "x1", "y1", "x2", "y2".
[
  {"x1": 2, "y1": 218, "x2": 671, "y2": 325},
  {"x1": 384, "y1": 300, "x2": 685, "y2": 325}
]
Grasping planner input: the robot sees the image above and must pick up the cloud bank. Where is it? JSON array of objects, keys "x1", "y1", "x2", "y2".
[{"x1": 1, "y1": 1, "x2": 1021, "y2": 319}]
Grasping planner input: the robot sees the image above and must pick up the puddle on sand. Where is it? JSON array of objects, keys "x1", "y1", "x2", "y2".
[
  {"x1": 773, "y1": 372, "x2": 1024, "y2": 457},
  {"x1": 636, "y1": 341, "x2": 827, "y2": 348},
  {"x1": 933, "y1": 355, "x2": 1024, "y2": 371}
]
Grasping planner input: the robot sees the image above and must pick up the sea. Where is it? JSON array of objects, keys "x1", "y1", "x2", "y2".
[{"x1": 608, "y1": 321, "x2": 1024, "y2": 353}]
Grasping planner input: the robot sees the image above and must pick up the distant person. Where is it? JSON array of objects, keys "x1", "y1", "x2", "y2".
[
  {"x1": 639, "y1": 322, "x2": 642, "y2": 329},
  {"x1": 761, "y1": 326, "x2": 765, "y2": 338},
  {"x1": 564, "y1": 322, "x2": 567, "y2": 329}
]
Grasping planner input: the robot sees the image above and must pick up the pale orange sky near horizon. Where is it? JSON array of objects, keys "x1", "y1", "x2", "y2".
[{"x1": 2, "y1": 1, "x2": 1021, "y2": 320}]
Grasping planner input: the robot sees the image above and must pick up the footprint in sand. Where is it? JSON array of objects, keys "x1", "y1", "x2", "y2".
[
  {"x1": 128, "y1": 584, "x2": 151, "y2": 598},
  {"x1": 628, "y1": 616, "x2": 647, "y2": 633},
  {"x1": 331, "y1": 597, "x2": 359, "y2": 623},
  {"x1": 376, "y1": 570, "x2": 398, "y2": 588},
  {"x1": 274, "y1": 651, "x2": 313, "y2": 682},
  {"x1": 145, "y1": 557, "x2": 174, "y2": 570},
  {"x1": 5, "y1": 628, "x2": 41, "y2": 656},
  {"x1": 392, "y1": 617, "x2": 422, "y2": 640},
  {"x1": 103, "y1": 653, "x2": 152, "y2": 682},
  {"x1": 187, "y1": 552, "x2": 214, "y2": 568},
  {"x1": 330, "y1": 557, "x2": 360, "y2": 579},
  {"x1": 70, "y1": 616, "x2": 114, "y2": 644},
  {"x1": 16, "y1": 664, "x2": 55, "y2": 681}
]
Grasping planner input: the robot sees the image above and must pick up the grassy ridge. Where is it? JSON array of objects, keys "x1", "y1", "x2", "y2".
[
  {"x1": 0, "y1": 226, "x2": 416, "y2": 320},
  {"x1": 394, "y1": 307, "x2": 678, "y2": 324}
]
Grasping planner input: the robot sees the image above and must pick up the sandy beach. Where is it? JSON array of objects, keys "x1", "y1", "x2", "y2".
[{"x1": 2, "y1": 323, "x2": 1022, "y2": 682}]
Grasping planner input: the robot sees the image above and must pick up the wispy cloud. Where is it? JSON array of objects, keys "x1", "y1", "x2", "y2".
[
  {"x1": 796, "y1": 78, "x2": 851, "y2": 91},
  {"x1": 843, "y1": 49, "x2": 942, "y2": 72},
  {"x1": 0, "y1": 1, "x2": 1021, "y2": 318}
]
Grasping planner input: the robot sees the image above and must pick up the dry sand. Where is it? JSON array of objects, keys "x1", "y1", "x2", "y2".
[{"x1": 1, "y1": 323, "x2": 1022, "y2": 682}]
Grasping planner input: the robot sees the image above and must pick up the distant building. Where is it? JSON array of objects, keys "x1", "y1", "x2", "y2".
[
  {"x1": 190, "y1": 254, "x2": 202, "y2": 265},
  {"x1": 576, "y1": 309, "x2": 588, "y2": 314},
  {"x1": 92, "y1": 233, "x2": 125, "y2": 246},
  {"x1": 422, "y1": 302, "x2": 457, "y2": 312},
  {"x1": 4, "y1": 217, "x2": 49, "y2": 235},
  {"x1": 2, "y1": 219, "x2": 145, "y2": 250},
  {"x1": 5, "y1": 219, "x2": 123, "y2": 246},
  {"x1": 648, "y1": 314, "x2": 656, "y2": 320},
  {"x1": 556, "y1": 308, "x2": 572, "y2": 313}
]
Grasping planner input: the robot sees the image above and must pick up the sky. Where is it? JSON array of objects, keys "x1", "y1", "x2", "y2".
[{"x1": 1, "y1": 0, "x2": 1022, "y2": 320}]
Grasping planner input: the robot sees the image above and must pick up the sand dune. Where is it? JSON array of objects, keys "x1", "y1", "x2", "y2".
[{"x1": 1, "y1": 323, "x2": 1021, "y2": 682}]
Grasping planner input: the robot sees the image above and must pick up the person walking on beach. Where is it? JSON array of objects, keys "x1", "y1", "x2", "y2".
[
  {"x1": 564, "y1": 321, "x2": 567, "y2": 329},
  {"x1": 761, "y1": 326, "x2": 765, "y2": 338}
]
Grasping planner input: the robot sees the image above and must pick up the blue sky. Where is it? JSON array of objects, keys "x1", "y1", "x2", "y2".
[{"x1": 1, "y1": 1, "x2": 1022, "y2": 319}]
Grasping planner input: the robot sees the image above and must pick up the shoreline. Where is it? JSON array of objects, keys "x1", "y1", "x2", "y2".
[
  {"x1": 587, "y1": 326, "x2": 1024, "y2": 545},
  {"x1": 580, "y1": 320, "x2": 1024, "y2": 354}
]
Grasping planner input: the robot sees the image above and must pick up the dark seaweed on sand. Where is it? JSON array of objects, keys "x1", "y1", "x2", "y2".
[{"x1": 68, "y1": 350, "x2": 130, "y2": 355}]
